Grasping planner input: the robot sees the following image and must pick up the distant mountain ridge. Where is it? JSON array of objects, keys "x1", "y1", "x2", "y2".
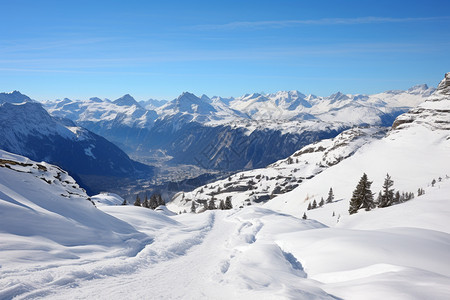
[
  {"x1": 0, "y1": 99, "x2": 154, "y2": 194},
  {"x1": 39, "y1": 84, "x2": 435, "y2": 172}
]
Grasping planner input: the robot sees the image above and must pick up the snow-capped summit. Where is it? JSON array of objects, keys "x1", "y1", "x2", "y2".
[
  {"x1": 327, "y1": 91, "x2": 350, "y2": 102},
  {"x1": 89, "y1": 97, "x2": 104, "y2": 103},
  {"x1": 113, "y1": 94, "x2": 141, "y2": 107},
  {"x1": 0, "y1": 90, "x2": 33, "y2": 104},
  {"x1": 139, "y1": 98, "x2": 168, "y2": 110},
  {"x1": 159, "y1": 92, "x2": 217, "y2": 115}
]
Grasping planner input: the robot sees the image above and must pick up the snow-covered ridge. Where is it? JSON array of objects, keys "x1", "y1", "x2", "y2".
[
  {"x1": 392, "y1": 72, "x2": 450, "y2": 131},
  {"x1": 168, "y1": 126, "x2": 386, "y2": 213},
  {"x1": 0, "y1": 150, "x2": 147, "y2": 266},
  {"x1": 43, "y1": 83, "x2": 434, "y2": 130},
  {"x1": 265, "y1": 73, "x2": 450, "y2": 225},
  {"x1": 0, "y1": 150, "x2": 87, "y2": 198}
]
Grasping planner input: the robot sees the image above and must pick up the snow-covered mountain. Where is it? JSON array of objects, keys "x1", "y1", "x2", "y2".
[
  {"x1": 42, "y1": 85, "x2": 433, "y2": 172},
  {"x1": 168, "y1": 73, "x2": 450, "y2": 218},
  {"x1": 0, "y1": 90, "x2": 33, "y2": 104},
  {"x1": 139, "y1": 98, "x2": 168, "y2": 110},
  {"x1": 168, "y1": 126, "x2": 387, "y2": 212},
  {"x1": 0, "y1": 100, "x2": 154, "y2": 194}
]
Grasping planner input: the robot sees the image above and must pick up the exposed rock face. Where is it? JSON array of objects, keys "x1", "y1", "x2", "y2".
[
  {"x1": 392, "y1": 73, "x2": 450, "y2": 131},
  {"x1": 168, "y1": 126, "x2": 385, "y2": 211},
  {"x1": 436, "y1": 72, "x2": 450, "y2": 96}
]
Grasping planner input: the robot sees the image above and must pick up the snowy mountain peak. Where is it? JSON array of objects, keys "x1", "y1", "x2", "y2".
[
  {"x1": 89, "y1": 97, "x2": 104, "y2": 103},
  {"x1": 163, "y1": 92, "x2": 217, "y2": 115},
  {"x1": 113, "y1": 94, "x2": 141, "y2": 107},
  {"x1": 200, "y1": 94, "x2": 211, "y2": 103},
  {"x1": 0, "y1": 90, "x2": 33, "y2": 104},
  {"x1": 328, "y1": 91, "x2": 349, "y2": 101}
]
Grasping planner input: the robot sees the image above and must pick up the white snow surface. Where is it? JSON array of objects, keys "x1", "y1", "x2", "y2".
[{"x1": 1, "y1": 147, "x2": 449, "y2": 299}]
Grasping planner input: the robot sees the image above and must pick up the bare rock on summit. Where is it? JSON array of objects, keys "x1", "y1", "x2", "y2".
[{"x1": 392, "y1": 72, "x2": 450, "y2": 131}]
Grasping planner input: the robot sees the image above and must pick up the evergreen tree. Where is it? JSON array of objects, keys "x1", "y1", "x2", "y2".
[
  {"x1": 307, "y1": 202, "x2": 312, "y2": 210},
  {"x1": 375, "y1": 191, "x2": 382, "y2": 206},
  {"x1": 319, "y1": 197, "x2": 324, "y2": 207},
  {"x1": 378, "y1": 173, "x2": 394, "y2": 208},
  {"x1": 190, "y1": 201, "x2": 196, "y2": 213},
  {"x1": 219, "y1": 200, "x2": 225, "y2": 210},
  {"x1": 349, "y1": 173, "x2": 375, "y2": 214},
  {"x1": 142, "y1": 194, "x2": 149, "y2": 208},
  {"x1": 394, "y1": 191, "x2": 400, "y2": 203},
  {"x1": 208, "y1": 197, "x2": 216, "y2": 210},
  {"x1": 203, "y1": 201, "x2": 208, "y2": 210},
  {"x1": 225, "y1": 196, "x2": 233, "y2": 209},
  {"x1": 327, "y1": 187, "x2": 334, "y2": 203},
  {"x1": 302, "y1": 212, "x2": 307, "y2": 219},
  {"x1": 311, "y1": 199, "x2": 317, "y2": 209},
  {"x1": 149, "y1": 193, "x2": 160, "y2": 209},
  {"x1": 431, "y1": 179, "x2": 436, "y2": 187},
  {"x1": 121, "y1": 199, "x2": 127, "y2": 205},
  {"x1": 134, "y1": 195, "x2": 141, "y2": 206},
  {"x1": 156, "y1": 194, "x2": 165, "y2": 206},
  {"x1": 332, "y1": 211, "x2": 335, "y2": 217}
]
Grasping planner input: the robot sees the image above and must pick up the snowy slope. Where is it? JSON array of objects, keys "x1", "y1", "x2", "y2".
[
  {"x1": 264, "y1": 73, "x2": 450, "y2": 224},
  {"x1": 2, "y1": 181, "x2": 448, "y2": 299},
  {"x1": 0, "y1": 151, "x2": 147, "y2": 270},
  {"x1": 168, "y1": 126, "x2": 387, "y2": 213}
]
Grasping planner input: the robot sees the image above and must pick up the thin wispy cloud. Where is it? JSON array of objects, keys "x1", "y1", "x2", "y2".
[{"x1": 191, "y1": 16, "x2": 450, "y2": 30}]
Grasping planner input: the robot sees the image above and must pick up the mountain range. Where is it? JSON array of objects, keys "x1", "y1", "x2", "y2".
[
  {"x1": 43, "y1": 84, "x2": 434, "y2": 173},
  {"x1": 0, "y1": 92, "x2": 154, "y2": 194}
]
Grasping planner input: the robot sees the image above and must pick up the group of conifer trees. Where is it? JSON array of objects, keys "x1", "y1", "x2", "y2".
[
  {"x1": 133, "y1": 193, "x2": 165, "y2": 209},
  {"x1": 349, "y1": 173, "x2": 423, "y2": 214},
  {"x1": 303, "y1": 188, "x2": 334, "y2": 219},
  {"x1": 307, "y1": 187, "x2": 335, "y2": 211},
  {"x1": 191, "y1": 196, "x2": 233, "y2": 213}
]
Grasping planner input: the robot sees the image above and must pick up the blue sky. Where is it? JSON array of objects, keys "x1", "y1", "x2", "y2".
[{"x1": 1, "y1": 0, "x2": 449, "y2": 101}]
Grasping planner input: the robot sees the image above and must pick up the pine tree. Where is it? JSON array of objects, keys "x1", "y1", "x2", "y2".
[
  {"x1": 149, "y1": 194, "x2": 159, "y2": 209},
  {"x1": 121, "y1": 199, "x2": 127, "y2": 205},
  {"x1": 307, "y1": 203, "x2": 312, "y2": 210},
  {"x1": 219, "y1": 200, "x2": 225, "y2": 210},
  {"x1": 302, "y1": 212, "x2": 307, "y2": 219},
  {"x1": 190, "y1": 201, "x2": 196, "y2": 213},
  {"x1": 319, "y1": 197, "x2": 324, "y2": 207},
  {"x1": 225, "y1": 196, "x2": 233, "y2": 209},
  {"x1": 134, "y1": 195, "x2": 141, "y2": 206},
  {"x1": 332, "y1": 211, "x2": 335, "y2": 217},
  {"x1": 431, "y1": 179, "x2": 436, "y2": 187},
  {"x1": 156, "y1": 194, "x2": 165, "y2": 206},
  {"x1": 349, "y1": 173, "x2": 375, "y2": 214},
  {"x1": 208, "y1": 197, "x2": 216, "y2": 210},
  {"x1": 311, "y1": 199, "x2": 317, "y2": 209},
  {"x1": 394, "y1": 191, "x2": 400, "y2": 203},
  {"x1": 327, "y1": 187, "x2": 334, "y2": 203},
  {"x1": 142, "y1": 194, "x2": 149, "y2": 208},
  {"x1": 375, "y1": 191, "x2": 382, "y2": 206},
  {"x1": 203, "y1": 201, "x2": 208, "y2": 210},
  {"x1": 378, "y1": 173, "x2": 394, "y2": 208}
]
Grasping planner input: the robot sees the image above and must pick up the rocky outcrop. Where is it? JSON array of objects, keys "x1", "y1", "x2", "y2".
[{"x1": 392, "y1": 73, "x2": 450, "y2": 131}]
